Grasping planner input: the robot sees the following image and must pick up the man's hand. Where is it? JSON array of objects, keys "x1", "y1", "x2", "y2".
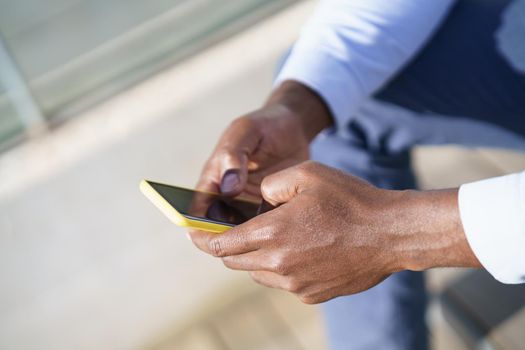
[
  {"x1": 195, "y1": 81, "x2": 332, "y2": 198},
  {"x1": 190, "y1": 161, "x2": 481, "y2": 304}
]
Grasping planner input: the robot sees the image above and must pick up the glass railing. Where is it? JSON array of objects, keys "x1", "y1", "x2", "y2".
[
  {"x1": 0, "y1": 82, "x2": 24, "y2": 150},
  {"x1": 0, "y1": 0, "x2": 298, "y2": 149}
]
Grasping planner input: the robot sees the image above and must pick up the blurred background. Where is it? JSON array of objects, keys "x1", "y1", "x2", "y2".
[{"x1": 1, "y1": 1, "x2": 525, "y2": 349}]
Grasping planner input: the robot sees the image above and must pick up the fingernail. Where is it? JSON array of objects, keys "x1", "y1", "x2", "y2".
[
  {"x1": 186, "y1": 233, "x2": 192, "y2": 241},
  {"x1": 220, "y1": 169, "x2": 241, "y2": 194}
]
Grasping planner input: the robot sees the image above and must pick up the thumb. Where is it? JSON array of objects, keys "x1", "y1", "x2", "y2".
[
  {"x1": 260, "y1": 163, "x2": 311, "y2": 206},
  {"x1": 216, "y1": 118, "x2": 262, "y2": 196},
  {"x1": 219, "y1": 152, "x2": 249, "y2": 196}
]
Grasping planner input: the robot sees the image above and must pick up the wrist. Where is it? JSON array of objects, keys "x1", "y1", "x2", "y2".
[
  {"x1": 391, "y1": 189, "x2": 481, "y2": 272},
  {"x1": 265, "y1": 80, "x2": 333, "y2": 141}
]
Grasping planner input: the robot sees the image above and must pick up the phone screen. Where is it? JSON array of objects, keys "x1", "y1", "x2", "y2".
[{"x1": 147, "y1": 181, "x2": 260, "y2": 226}]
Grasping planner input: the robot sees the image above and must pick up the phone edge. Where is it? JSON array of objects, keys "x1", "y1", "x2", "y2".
[{"x1": 139, "y1": 179, "x2": 230, "y2": 234}]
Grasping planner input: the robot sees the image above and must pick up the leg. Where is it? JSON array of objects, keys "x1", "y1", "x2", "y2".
[
  {"x1": 311, "y1": 136, "x2": 427, "y2": 350},
  {"x1": 322, "y1": 271, "x2": 427, "y2": 350}
]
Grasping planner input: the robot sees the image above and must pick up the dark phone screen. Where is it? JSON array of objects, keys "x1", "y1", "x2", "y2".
[{"x1": 148, "y1": 181, "x2": 260, "y2": 226}]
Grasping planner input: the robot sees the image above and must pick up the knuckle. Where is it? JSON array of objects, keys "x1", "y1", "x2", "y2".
[
  {"x1": 297, "y1": 161, "x2": 321, "y2": 178},
  {"x1": 230, "y1": 115, "x2": 254, "y2": 130},
  {"x1": 217, "y1": 149, "x2": 236, "y2": 164},
  {"x1": 303, "y1": 160, "x2": 317, "y2": 169},
  {"x1": 267, "y1": 259, "x2": 280, "y2": 273},
  {"x1": 207, "y1": 238, "x2": 224, "y2": 257},
  {"x1": 259, "y1": 223, "x2": 280, "y2": 243},
  {"x1": 303, "y1": 160, "x2": 319, "y2": 170},
  {"x1": 298, "y1": 294, "x2": 319, "y2": 305},
  {"x1": 284, "y1": 278, "x2": 302, "y2": 293},
  {"x1": 276, "y1": 264, "x2": 290, "y2": 276},
  {"x1": 295, "y1": 162, "x2": 315, "y2": 178},
  {"x1": 294, "y1": 165, "x2": 309, "y2": 178},
  {"x1": 270, "y1": 255, "x2": 289, "y2": 275},
  {"x1": 266, "y1": 221, "x2": 279, "y2": 237}
]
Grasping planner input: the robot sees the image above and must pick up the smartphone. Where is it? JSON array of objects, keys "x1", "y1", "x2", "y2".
[{"x1": 140, "y1": 180, "x2": 261, "y2": 233}]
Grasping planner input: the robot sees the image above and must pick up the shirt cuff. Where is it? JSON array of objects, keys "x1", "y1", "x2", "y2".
[
  {"x1": 458, "y1": 172, "x2": 525, "y2": 284},
  {"x1": 274, "y1": 43, "x2": 364, "y2": 131}
]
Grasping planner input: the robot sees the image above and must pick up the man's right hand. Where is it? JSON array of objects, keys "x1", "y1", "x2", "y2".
[{"x1": 196, "y1": 81, "x2": 333, "y2": 198}]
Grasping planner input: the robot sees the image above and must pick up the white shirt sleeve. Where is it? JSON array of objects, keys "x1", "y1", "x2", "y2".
[
  {"x1": 275, "y1": 0, "x2": 456, "y2": 127},
  {"x1": 459, "y1": 171, "x2": 525, "y2": 284}
]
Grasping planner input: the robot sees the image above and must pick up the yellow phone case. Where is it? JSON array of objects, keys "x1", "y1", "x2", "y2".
[{"x1": 139, "y1": 179, "x2": 231, "y2": 233}]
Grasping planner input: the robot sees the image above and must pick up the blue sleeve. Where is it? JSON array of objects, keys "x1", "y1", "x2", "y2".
[{"x1": 275, "y1": 0, "x2": 456, "y2": 129}]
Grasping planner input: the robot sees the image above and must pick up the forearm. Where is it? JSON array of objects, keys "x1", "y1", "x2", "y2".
[{"x1": 265, "y1": 80, "x2": 333, "y2": 141}]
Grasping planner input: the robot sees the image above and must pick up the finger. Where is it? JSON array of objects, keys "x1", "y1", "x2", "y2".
[
  {"x1": 249, "y1": 271, "x2": 302, "y2": 293},
  {"x1": 194, "y1": 118, "x2": 262, "y2": 196},
  {"x1": 189, "y1": 222, "x2": 262, "y2": 257},
  {"x1": 216, "y1": 118, "x2": 262, "y2": 196},
  {"x1": 222, "y1": 250, "x2": 278, "y2": 272},
  {"x1": 188, "y1": 230, "x2": 214, "y2": 253},
  {"x1": 245, "y1": 157, "x2": 304, "y2": 189},
  {"x1": 260, "y1": 162, "x2": 315, "y2": 206}
]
